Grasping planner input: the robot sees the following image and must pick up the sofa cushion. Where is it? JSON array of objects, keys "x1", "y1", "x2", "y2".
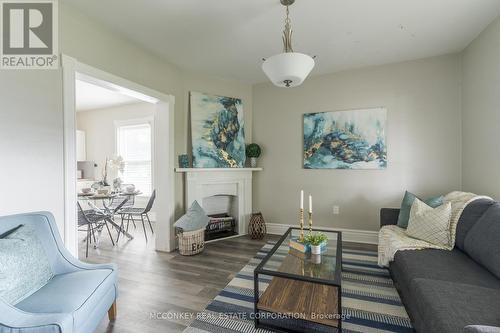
[
  {"x1": 464, "y1": 203, "x2": 500, "y2": 279},
  {"x1": 410, "y1": 278, "x2": 500, "y2": 333},
  {"x1": 455, "y1": 198, "x2": 494, "y2": 251},
  {"x1": 0, "y1": 225, "x2": 54, "y2": 305},
  {"x1": 391, "y1": 249, "x2": 500, "y2": 292},
  {"x1": 397, "y1": 191, "x2": 443, "y2": 228}
]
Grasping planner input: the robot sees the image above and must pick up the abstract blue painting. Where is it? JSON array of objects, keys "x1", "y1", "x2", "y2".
[
  {"x1": 190, "y1": 92, "x2": 246, "y2": 168},
  {"x1": 304, "y1": 108, "x2": 387, "y2": 169}
]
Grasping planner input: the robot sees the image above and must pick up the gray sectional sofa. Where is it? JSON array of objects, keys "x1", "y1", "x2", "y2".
[{"x1": 380, "y1": 199, "x2": 500, "y2": 333}]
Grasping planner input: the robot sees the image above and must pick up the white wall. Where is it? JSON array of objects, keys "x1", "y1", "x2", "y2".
[
  {"x1": 0, "y1": 71, "x2": 65, "y2": 232},
  {"x1": 76, "y1": 102, "x2": 157, "y2": 211},
  {"x1": 253, "y1": 55, "x2": 462, "y2": 231},
  {"x1": 76, "y1": 102, "x2": 155, "y2": 172},
  {"x1": 462, "y1": 16, "x2": 500, "y2": 199}
]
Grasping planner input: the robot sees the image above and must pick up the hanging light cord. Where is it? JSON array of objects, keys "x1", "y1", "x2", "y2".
[{"x1": 282, "y1": 5, "x2": 294, "y2": 53}]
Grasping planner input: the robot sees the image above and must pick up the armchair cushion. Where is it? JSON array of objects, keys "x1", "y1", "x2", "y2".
[
  {"x1": 0, "y1": 225, "x2": 53, "y2": 305},
  {"x1": 16, "y1": 268, "x2": 116, "y2": 331}
]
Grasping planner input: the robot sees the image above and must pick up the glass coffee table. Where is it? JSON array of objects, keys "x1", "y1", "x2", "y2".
[{"x1": 254, "y1": 227, "x2": 342, "y2": 333}]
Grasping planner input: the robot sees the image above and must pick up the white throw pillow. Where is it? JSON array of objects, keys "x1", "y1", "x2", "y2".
[{"x1": 406, "y1": 198, "x2": 452, "y2": 246}]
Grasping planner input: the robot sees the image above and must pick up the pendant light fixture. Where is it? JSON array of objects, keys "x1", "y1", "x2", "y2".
[{"x1": 262, "y1": 0, "x2": 315, "y2": 88}]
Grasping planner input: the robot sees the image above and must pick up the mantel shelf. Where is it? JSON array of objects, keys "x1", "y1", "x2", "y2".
[{"x1": 175, "y1": 168, "x2": 263, "y2": 173}]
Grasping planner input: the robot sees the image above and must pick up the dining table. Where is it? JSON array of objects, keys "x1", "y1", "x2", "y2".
[{"x1": 78, "y1": 191, "x2": 143, "y2": 241}]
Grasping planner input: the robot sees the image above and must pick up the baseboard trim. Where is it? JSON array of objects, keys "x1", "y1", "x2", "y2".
[{"x1": 266, "y1": 223, "x2": 379, "y2": 245}]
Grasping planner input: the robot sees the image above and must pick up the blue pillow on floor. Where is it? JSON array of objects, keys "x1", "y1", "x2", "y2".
[
  {"x1": 397, "y1": 191, "x2": 444, "y2": 228},
  {"x1": 174, "y1": 200, "x2": 210, "y2": 232}
]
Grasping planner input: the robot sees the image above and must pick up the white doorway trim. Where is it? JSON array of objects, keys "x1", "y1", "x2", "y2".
[{"x1": 62, "y1": 54, "x2": 176, "y2": 255}]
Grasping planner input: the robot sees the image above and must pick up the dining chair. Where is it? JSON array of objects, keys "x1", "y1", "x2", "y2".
[
  {"x1": 77, "y1": 202, "x2": 115, "y2": 257},
  {"x1": 106, "y1": 193, "x2": 136, "y2": 228},
  {"x1": 119, "y1": 190, "x2": 156, "y2": 241}
]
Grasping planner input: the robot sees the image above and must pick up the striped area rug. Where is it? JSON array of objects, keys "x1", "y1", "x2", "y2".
[{"x1": 184, "y1": 242, "x2": 414, "y2": 333}]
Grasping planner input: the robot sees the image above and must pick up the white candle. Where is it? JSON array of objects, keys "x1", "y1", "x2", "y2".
[
  {"x1": 300, "y1": 190, "x2": 304, "y2": 209},
  {"x1": 309, "y1": 195, "x2": 313, "y2": 213}
]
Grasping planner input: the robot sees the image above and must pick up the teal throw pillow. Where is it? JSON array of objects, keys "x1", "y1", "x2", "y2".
[
  {"x1": 0, "y1": 225, "x2": 54, "y2": 304},
  {"x1": 397, "y1": 191, "x2": 444, "y2": 228},
  {"x1": 174, "y1": 200, "x2": 210, "y2": 232}
]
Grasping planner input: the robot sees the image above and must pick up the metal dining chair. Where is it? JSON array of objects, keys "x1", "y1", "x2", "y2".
[
  {"x1": 77, "y1": 202, "x2": 115, "y2": 257},
  {"x1": 119, "y1": 190, "x2": 156, "y2": 241}
]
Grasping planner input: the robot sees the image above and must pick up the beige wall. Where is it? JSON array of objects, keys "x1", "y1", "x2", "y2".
[
  {"x1": 462, "y1": 16, "x2": 500, "y2": 199},
  {"x1": 60, "y1": 3, "x2": 253, "y2": 219},
  {"x1": 253, "y1": 55, "x2": 462, "y2": 231},
  {"x1": 0, "y1": 71, "x2": 65, "y2": 232}
]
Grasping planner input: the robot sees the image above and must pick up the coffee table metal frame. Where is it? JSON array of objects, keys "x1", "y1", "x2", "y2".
[{"x1": 254, "y1": 227, "x2": 342, "y2": 333}]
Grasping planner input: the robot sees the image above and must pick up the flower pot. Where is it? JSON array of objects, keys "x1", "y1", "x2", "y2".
[
  {"x1": 250, "y1": 157, "x2": 258, "y2": 168},
  {"x1": 311, "y1": 254, "x2": 321, "y2": 264},
  {"x1": 311, "y1": 245, "x2": 321, "y2": 255}
]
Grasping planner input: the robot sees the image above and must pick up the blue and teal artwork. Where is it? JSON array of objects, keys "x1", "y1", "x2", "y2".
[
  {"x1": 303, "y1": 108, "x2": 387, "y2": 169},
  {"x1": 190, "y1": 92, "x2": 246, "y2": 168}
]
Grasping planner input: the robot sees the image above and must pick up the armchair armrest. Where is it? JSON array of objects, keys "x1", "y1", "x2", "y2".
[
  {"x1": 0, "y1": 298, "x2": 72, "y2": 333},
  {"x1": 380, "y1": 208, "x2": 400, "y2": 227}
]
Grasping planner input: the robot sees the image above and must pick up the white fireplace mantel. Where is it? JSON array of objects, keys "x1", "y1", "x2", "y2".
[{"x1": 177, "y1": 168, "x2": 261, "y2": 240}]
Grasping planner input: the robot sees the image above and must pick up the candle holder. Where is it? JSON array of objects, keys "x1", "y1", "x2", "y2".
[
  {"x1": 299, "y1": 208, "x2": 304, "y2": 242},
  {"x1": 308, "y1": 211, "x2": 313, "y2": 234}
]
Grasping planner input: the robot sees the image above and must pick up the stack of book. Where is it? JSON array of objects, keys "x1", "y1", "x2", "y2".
[{"x1": 205, "y1": 214, "x2": 236, "y2": 240}]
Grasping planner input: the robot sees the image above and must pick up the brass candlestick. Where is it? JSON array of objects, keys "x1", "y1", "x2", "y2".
[
  {"x1": 299, "y1": 208, "x2": 304, "y2": 242},
  {"x1": 308, "y1": 211, "x2": 313, "y2": 234}
]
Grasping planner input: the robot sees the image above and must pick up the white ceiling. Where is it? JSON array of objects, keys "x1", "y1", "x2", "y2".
[
  {"x1": 64, "y1": 0, "x2": 500, "y2": 84},
  {"x1": 75, "y1": 80, "x2": 140, "y2": 111}
]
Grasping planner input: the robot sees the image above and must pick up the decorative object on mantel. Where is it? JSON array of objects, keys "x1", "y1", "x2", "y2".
[
  {"x1": 262, "y1": 0, "x2": 315, "y2": 88},
  {"x1": 245, "y1": 143, "x2": 261, "y2": 168},
  {"x1": 304, "y1": 107, "x2": 387, "y2": 169},
  {"x1": 178, "y1": 154, "x2": 190, "y2": 168},
  {"x1": 190, "y1": 91, "x2": 246, "y2": 168},
  {"x1": 248, "y1": 212, "x2": 266, "y2": 239}
]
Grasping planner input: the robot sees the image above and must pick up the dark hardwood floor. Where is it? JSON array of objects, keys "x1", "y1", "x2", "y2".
[
  {"x1": 79, "y1": 225, "x2": 376, "y2": 333},
  {"x1": 79, "y1": 224, "x2": 278, "y2": 332}
]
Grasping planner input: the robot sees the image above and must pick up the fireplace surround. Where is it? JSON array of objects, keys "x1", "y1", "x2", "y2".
[{"x1": 176, "y1": 168, "x2": 262, "y2": 241}]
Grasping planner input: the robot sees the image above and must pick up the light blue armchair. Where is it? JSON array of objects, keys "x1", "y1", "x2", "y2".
[{"x1": 0, "y1": 212, "x2": 118, "y2": 333}]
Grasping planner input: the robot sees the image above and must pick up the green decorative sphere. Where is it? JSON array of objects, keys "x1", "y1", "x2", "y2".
[{"x1": 246, "y1": 143, "x2": 261, "y2": 158}]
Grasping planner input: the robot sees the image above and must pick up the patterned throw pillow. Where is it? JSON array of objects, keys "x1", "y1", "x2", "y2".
[
  {"x1": 0, "y1": 225, "x2": 54, "y2": 304},
  {"x1": 406, "y1": 198, "x2": 452, "y2": 246}
]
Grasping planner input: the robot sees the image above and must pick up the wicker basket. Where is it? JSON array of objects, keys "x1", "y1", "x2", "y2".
[{"x1": 177, "y1": 228, "x2": 205, "y2": 256}]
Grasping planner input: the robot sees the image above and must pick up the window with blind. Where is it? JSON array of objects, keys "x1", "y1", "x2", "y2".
[{"x1": 116, "y1": 122, "x2": 152, "y2": 196}]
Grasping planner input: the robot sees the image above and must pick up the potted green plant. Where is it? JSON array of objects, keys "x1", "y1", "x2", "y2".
[
  {"x1": 246, "y1": 143, "x2": 262, "y2": 168},
  {"x1": 305, "y1": 233, "x2": 328, "y2": 255}
]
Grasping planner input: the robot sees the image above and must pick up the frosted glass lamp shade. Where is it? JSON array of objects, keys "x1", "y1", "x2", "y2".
[{"x1": 262, "y1": 52, "x2": 315, "y2": 88}]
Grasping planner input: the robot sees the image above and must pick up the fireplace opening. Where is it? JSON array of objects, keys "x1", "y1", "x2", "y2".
[{"x1": 202, "y1": 195, "x2": 238, "y2": 241}]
